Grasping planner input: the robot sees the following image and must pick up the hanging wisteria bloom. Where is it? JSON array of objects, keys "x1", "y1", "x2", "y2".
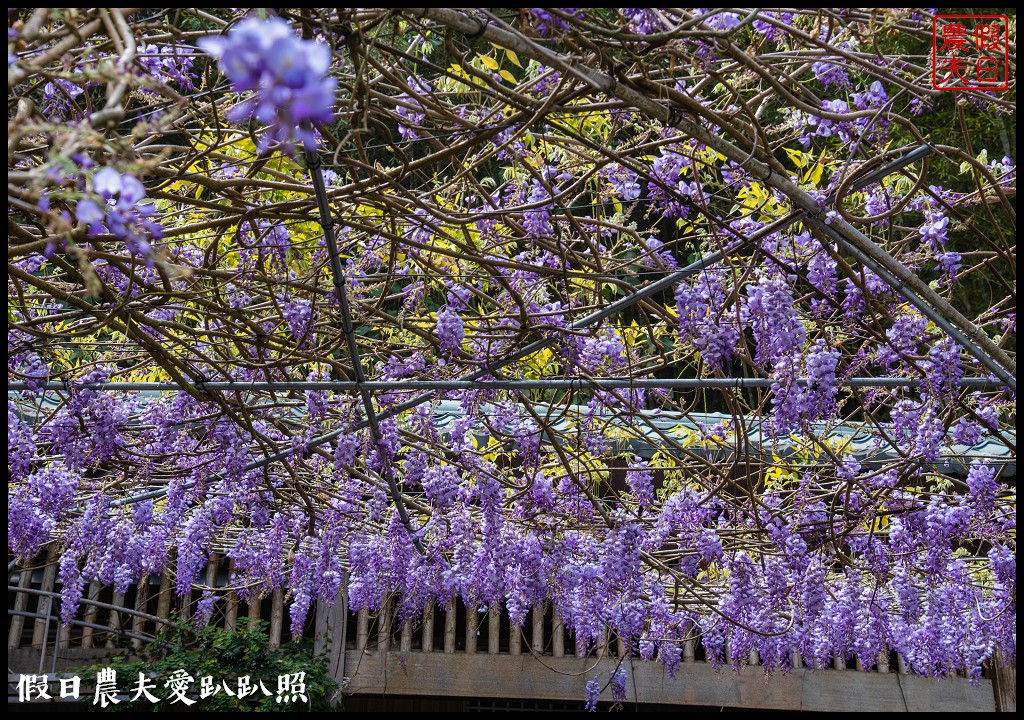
[
  {"x1": 137, "y1": 43, "x2": 196, "y2": 96},
  {"x1": 198, "y1": 16, "x2": 336, "y2": 154},
  {"x1": 75, "y1": 167, "x2": 164, "y2": 261},
  {"x1": 436, "y1": 306, "x2": 465, "y2": 358}
]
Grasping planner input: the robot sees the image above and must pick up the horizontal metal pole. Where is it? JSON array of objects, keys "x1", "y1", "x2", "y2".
[
  {"x1": 7, "y1": 609, "x2": 157, "y2": 645},
  {"x1": 7, "y1": 377, "x2": 1007, "y2": 392},
  {"x1": 7, "y1": 585, "x2": 176, "y2": 627}
]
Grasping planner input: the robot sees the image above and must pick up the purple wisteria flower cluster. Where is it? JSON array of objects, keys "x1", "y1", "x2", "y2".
[
  {"x1": 137, "y1": 43, "x2": 196, "y2": 95},
  {"x1": 198, "y1": 16, "x2": 336, "y2": 154},
  {"x1": 75, "y1": 167, "x2": 164, "y2": 261},
  {"x1": 529, "y1": 8, "x2": 584, "y2": 37}
]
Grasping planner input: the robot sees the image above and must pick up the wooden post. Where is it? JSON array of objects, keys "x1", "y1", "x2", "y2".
[
  {"x1": 509, "y1": 606, "x2": 522, "y2": 656},
  {"x1": 488, "y1": 607, "x2": 500, "y2": 654},
  {"x1": 224, "y1": 561, "x2": 238, "y2": 632},
  {"x1": 80, "y1": 582, "x2": 101, "y2": 649},
  {"x1": 443, "y1": 597, "x2": 456, "y2": 654},
  {"x1": 400, "y1": 618, "x2": 413, "y2": 652},
  {"x1": 224, "y1": 593, "x2": 238, "y2": 630},
  {"x1": 465, "y1": 608, "x2": 478, "y2": 655},
  {"x1": 683, "y1": 621, "x2": 695, "y2": 663},
  {"x1": 552, "y1": 605, "x2": 564, "y2": 658},
  {"x1": 131, "y1": 578, "x2": 149, "y2": 649},
  {"x1": 57, "y1": 617, "x2": 71, "y2": 659},
  {"x1": 268, "y1": 588, "x2": 284, "y2": 649},
  {"x1": 531, "y1": 602, "x2": 545, "y2": 655},
  {"x1": 247, "y1": 593, "x2": 262, "y2": 624},
  {"x1": 8, "y1": 561, "x2": 33, "y2": 649},
  {"x1": 205, "y1": 556, "x2": 218, "y2": 589},
  {"x1": 314, "y1": 599, "x2": 329, "y2": 658},
  {"x1": 377, "y1": 597, "x2": 392, "y2": 652},
  {"x1": 32, "y1": 546, "x2": 58, "y2": 648},
  {"x1": 179, "y1": 581, "x2": 191, "y2": 620},
  {"x1": 106, "y1": 592, "x2": 125, "y2": 648},
  {"x1": 326, "y1": 585, "x2": 348, "y2": 687},
  {"x1": 990, "y1": 649, "x2": 1016, "y2": 713},
  {"x1": 156, "y1": 569, "x2": 173, "y2": 626},
  {"x1": 204, "y1": 556, "x2": 218, "y2": 594},
  {"x1": 834, "y1": 654, "x2": 846, "y2": 670},
  {"x1": 204, "y1": 556, "x2": 219, "y2": 632},
  {"x1": 356, "y1": 608, "x2": 369, "y2": 651},
  {"x1": 421, "y1": 601, "x2": 434, "y2": 652}
]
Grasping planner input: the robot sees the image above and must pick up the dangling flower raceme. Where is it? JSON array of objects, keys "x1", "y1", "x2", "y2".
[
  {"x1": 584, "y1": 677, "x2": 601, "y2": 712},
  {"x1": 75, "y1": 167, "x2": 164, "y2": 262},
  {"x1": 435, "y1": 305, "x2": 465, "y2": 358},
  {"x1": 198, "y1": 16, "x2": 336, "y2": 154}
]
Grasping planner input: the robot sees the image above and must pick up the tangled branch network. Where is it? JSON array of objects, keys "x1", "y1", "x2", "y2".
[{"x1": 7, "y1": 7, "x2": 1016, "y2": 691}]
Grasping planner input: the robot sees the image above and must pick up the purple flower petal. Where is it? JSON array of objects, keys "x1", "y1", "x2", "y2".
[
  {"x1": 118, "y1": 174, "x2": 146, "y2": 206},
  {"x1": 75, "y1": 199, "x2": 104, "y2": 225},
  {"x1": 93, "y1": 167, "x2": 123, "y2": 200}
]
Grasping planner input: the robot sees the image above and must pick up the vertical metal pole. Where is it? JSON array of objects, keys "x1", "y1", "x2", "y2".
[
  {"x1": 38, "y1": 598, "x2": 52, "y2": 675},
  {"x1": 305, "y1": 147, "x2": 427, "y2": 555}
]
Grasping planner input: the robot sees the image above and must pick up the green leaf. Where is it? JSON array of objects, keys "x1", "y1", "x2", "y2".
[{"x1": 784, "y1": 147, "x2": 809, "y2": 169}]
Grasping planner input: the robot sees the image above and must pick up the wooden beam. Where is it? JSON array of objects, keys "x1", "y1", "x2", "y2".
[{"x1": 343, "y1": 653, "x2": 996, "y2": 712}]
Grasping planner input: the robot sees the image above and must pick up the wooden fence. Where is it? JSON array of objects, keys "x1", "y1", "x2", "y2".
[{"x1": 7, "y1": 548, "x2": 1011, "y2": 711}]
